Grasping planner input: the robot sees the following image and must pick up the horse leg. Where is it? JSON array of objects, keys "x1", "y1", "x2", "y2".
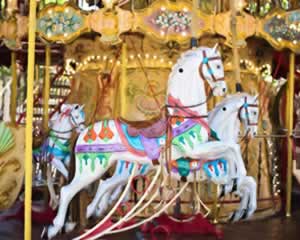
[
  {"x1": 47, "y1": 166, "x2": 59, "y2": 209},
  {"x1": 47, "y1": 155, "x2": 113, "y2": 239},
  {"x1": 52, "y1": 157, "x2": 69, "y2": 179},
  {"x1": 86, "y1": 174, "x2": 130, "y2": 218},
  {"x1": 229, "y1": 176, "x2": 257, "y2": 221},
  {"x1": 97, "y1": 180, "x2": 188, "y2": 239},
  {"x1": 109, "y1": 185, "x2": 125, "y2": 203},
  {"x1": 105, "y1": 175, "x2": 168, "y2": 235},
  {"x1": 95, "y1": 190, "x2": 112, "y2": 217},
  {"x1": 188, "y1": 141, "x2": 246, "y2": 181},
  {"x1": 74, "y1": 163, "x2": 138, "y2": 240}
]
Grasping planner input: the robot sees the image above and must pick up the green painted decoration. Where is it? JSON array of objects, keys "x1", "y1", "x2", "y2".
[
  {"x1": 77, "y1": 152, "x2": 112, "y2": 173},
  {"x1": 172, "y1": 124, "x2": 203, "y2": 153}
]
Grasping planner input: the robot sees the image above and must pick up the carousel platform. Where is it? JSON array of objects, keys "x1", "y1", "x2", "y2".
[{"x1": 0, "y1": 199, "x2": 299, "y2": 240}]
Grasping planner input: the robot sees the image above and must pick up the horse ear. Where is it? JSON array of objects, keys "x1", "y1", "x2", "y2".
[
  {"x1": 80, "y1": 104, "x2": 85, "y2": 110},
  {"x1": 212, "y1": 43, "x2": 219, "y2": 53},
  {"x1": 60, "y1": 104, "x2": 69, "y2": 112}
]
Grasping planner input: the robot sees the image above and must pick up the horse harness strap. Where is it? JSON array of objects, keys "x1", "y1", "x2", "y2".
[
  {"x1": 199, "y1": 51, "x2": 224, "y2": 83},
  {"x1": 238, "y1": 96, "x2": 259, "y2": 126},
  {"x1": 49, "y1": 132, "x2": 70, "y2": 154}
]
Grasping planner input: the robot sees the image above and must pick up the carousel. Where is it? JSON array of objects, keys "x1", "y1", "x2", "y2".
[{"x1": 0, "y1": 0, "x2": 300, "y2": 239}]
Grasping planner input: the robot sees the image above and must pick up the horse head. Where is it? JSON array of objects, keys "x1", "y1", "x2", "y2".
[
  {"x1": 50, "y1": 104, "x2": 86, "y2": 134},
  {"x1": 69, "y1": 104, "x2": 86, "y2": 133},
  {"x1": 238, "y1": 95, "x2": 259, "y2": 138}
]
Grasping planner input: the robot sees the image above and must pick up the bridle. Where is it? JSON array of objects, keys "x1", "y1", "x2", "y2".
[
  {"x1": 50, "y1": 107, "x2": 85, "y2": 139},
  {"x1": 238, "y1": 96, "x2": 259, "y2": 126},
  {"x1": 199, "y1": 51, "x2": 225, "y2": 83}
]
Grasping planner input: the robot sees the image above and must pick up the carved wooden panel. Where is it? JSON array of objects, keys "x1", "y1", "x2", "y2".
[
  {"x1": 133, "y1": 0, "x2": 213, "y2": 44},
  {"x1": 88, "y1": 7, "x2": 133, "y2": 44},
  {"x1": 36, "y1": 4, "x2": 89, "y2": 44},
  {"x1": 1, "y1": 1, "x2": 300, "y2": 52},
  {"x1": 257, "y1": 9, "x2": 300, "y2": 53}
]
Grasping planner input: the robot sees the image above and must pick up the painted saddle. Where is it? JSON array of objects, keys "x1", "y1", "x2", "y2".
[{"x1": 119, "y1": 116, "x2": 166, "y2": 138}]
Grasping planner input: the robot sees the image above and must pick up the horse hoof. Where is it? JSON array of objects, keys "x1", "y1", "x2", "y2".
[
  {"x1": 86, "y1": 205, "x2": 94, "y2": 219},
  {"x1": 228, "y1": 212, "x2": 237, "y2": 222},
  {"x1": 41, "y1": 227, "x2": 48, "y2": 240},
  {"x1": 65, "y1": 221, "x2": 77, "y2": 233},
  {"x1": 47, "y1": 225, "x2": 60, "y2": 239}
]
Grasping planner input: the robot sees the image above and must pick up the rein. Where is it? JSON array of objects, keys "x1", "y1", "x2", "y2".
[{"x1": 165, "y1": 89, "x2": 213, "y2": 112}]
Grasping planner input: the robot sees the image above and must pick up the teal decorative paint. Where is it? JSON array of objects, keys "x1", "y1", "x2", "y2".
[{"x1": 176, "y1": 158, "x2": 191, "y2": 177}]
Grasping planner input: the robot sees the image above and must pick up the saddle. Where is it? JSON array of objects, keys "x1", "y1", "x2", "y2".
[{"x1": 119, "y1": 115, "x2": 166, "y2": 138}]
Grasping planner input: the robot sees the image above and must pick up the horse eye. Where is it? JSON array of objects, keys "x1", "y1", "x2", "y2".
[
  {"x1": 253, "y1": 111, "x2": 257, "y2": 115},
  {"x1": 179, "y1": 68, "x2": 184, "y2": 73},
  {"x1": 75, "y1": 105, "x2": 79, "y2": 110},
  {"x1": 222, "y1": 107, "x2": 226, "y2": 111},
  {"x1": 217, "y1": 65, "x2": 221, "y2": 69}
]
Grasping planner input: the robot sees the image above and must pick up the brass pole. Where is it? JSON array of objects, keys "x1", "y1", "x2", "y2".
[
  {"x1": 43, "y1": 45, "x2": 51, "y2": 131},
  {"x1": 286, "y1": 52, "x2": 295, "y2": 217},
  {"x1": 10, "y1": 51, "x2": 17, "y2": 125},
  {"x1": 212, "y1": 184, "x2": 219, "y2": 223},
  {"x1": 120, "y1": 43, "x2": 127, "y2": 118},
  {"x1": 24, "y1": 0, "x2": 37, "y2": 239},
  {"x1": 230, "y1": 0, "x2": 242, "y2": 91}
]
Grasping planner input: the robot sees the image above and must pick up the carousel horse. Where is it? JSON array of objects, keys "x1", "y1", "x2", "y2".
[
  {"x1": 34, "y1": 104, "x2": 85, "y2": 208},
  {"x1": 47, "y1": 46, "x2": 249, "y2": 239},
  {"x1": 91, "y1": 93, "x2": 258, "y2": 219}
]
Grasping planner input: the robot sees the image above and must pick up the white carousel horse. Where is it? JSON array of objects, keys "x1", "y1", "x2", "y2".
[
  {"x1": 91, "y1": 93, "x2": 259, "y2": 219},
  {"x1": 34, "y1": 104, "x2": 85, "y2": 208},
  {"x1": 47, "y1": 46, "x2": 248, "y2": 239}
]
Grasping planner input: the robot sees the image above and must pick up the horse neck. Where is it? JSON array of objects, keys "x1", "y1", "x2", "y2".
[
  {"x1": 167, "y1": 68, "x2": 208, "y2": 116},
  {"x1": 50, "y1": 115, "x2": 73, "y2": 140},
  {"x1": 209, "y1": 104, "x2": 240, "y2": 143}
]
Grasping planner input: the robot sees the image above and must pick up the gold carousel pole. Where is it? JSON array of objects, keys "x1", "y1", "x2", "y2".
[
  {"x1": 10, "y1": 51, "x2": 17, "y2": 125},
  {"x1": 230, "y1": 0, "x2": 242, "y2": 91},
  {"x1": 24, "y1": 0, "x2": 37, "y2": 239},
  {"x1": 43, "y1": 45, "x2": 51, "y2": 131},
  {"x1": 120, "y1": 42, "x2": 127, "y2": 118},
  {"x1": 286, "y1": 52, "x2": 295, "y2": 217}
]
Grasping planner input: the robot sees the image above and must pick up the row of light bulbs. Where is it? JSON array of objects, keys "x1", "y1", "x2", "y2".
[
  {"x1": 65, "y1": 54, "x2": 175, "y2": 72},
  {"x1": 239, "y1": 59, "x2": 273, "y2": 81},
  {"x1": 267, "y1": 140, "x2": 281, "y2": 197}
]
